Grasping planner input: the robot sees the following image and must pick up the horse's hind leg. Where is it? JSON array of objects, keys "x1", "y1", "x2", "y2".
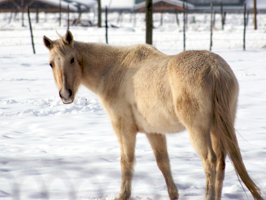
[
  {"x1": 211, "y1": 128, "x2": 226, "y2": 200},
  {"x1": 146, "y1": 133, "x2": 179, "y2": 199},
  {"x1": 187, "y1": 126, "x2": 217, "y2": 200}
]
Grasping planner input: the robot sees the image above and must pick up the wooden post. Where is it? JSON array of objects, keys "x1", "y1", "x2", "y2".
[
  {"x1": 220, "y1": 2, "x2": 223, "y2": 30},
  {"x1": 21, "y1": 8, "x2": 25, "y2": 27},
  {"x1": 117, "y1": 11, "x2": 123, "y2": 24},
  {"x1": 133, "y1": 11, "x2": 136, "y2": 27},
  {"x1": 253, "y1": 0, "x2": 257, "y2": 30},
  {"x1": 105, "y1": 6, "x2": 108, "y2": 44},
  {"x1": 36, "y1": 5, "x2": 39, "y2": 23},
  {"x1": 146, "y1": 0, "x2": 153, "y2": 45},
  {"x1": 210, "y1": 3, "x2": 213, "y2": 51},
  {"x1": 243, "y1": 3, "x2": 247, "y2": 50},
  {"x1": 21, "y1": 0, "x2": 25, "y2": 27},
  {"x1": 213, "y1": 11, "x2": 216, "y2": 26},
  {"x1": 59, "y1": 0, "x2": 61, "y2": 26},
  {"x1": 160, "y1": 12, "x2": 163, "y2": 26},
  {"x1": 8, "y1": 12, "x2": 13, "y2": 24},
  {"x1": 183, "y1": 1, "x2": 186, "y2": 51},
  {"x1": 98, "y1": 0, "x2": 102, "y2": 28},
  {"x1": 223, "y1": 12, "x2": 227, "y2": 26},
  {"x1": 175, "y1": 9, "x2": 179, "y2": 26},
  {"x1": 78, "y1": 5, "x2": 82, "y2": 19},
  {"x1": 27, "y1": 6, "x2": 35, "y2": 54},
  {"x1": 120, "y1": 11, "x2": 123, "y2": 23},
  {"x1": 246, "y1": 11, "x2": 249, "y2": 27},
  {"x1": 67, "y1": 4, "x2": 70, "y2": 30}
]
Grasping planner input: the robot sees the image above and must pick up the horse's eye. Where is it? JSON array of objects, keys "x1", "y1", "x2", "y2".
[
  {"x1": 49, "y1": 63, "x2": 53, "y2": 68},
  {"x1": 70, "y1": 58, "x2": 74, "y2": 64}
]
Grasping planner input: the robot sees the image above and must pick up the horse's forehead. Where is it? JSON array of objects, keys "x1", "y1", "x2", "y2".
[{"x1": 49, "y1": 45, "x2": 72, "y2": 60}]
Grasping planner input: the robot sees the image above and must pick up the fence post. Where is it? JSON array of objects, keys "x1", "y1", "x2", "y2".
[
  {"x1": 59, "y1": 0, "x2": 61, "y2": 26},
  {"x1": 67, "y1": 4, "x2": 70, "y2": 30},
  {"x1": 183, "y1": 1, "x2": 186, "y2": 51},
  {"x1": 146, "y1": 0, "x2": 153, "y2": 45},
  {"x1": 105, "y1": 6, "x2": 108, "y2": 44},
  {"x1": 98, "y1": 0, "x2": 102, "y2": 27},
  {"x1": 220, "y1": 2, "x2": 224, "y2": 30},
  {"x1": 8, "y1": 12, "x2": 13, "y2": 24},
  {"x1": 243, "y1": 3, "x2": 247, "y2": 50},
  {"x1": 253, "y1": 0, "x2": 257, "y2": 30},
  {"x1": 22, "y1": 7, "x2": 25, "y2": 27},
  {"x1": 213, "y1": 11, "x2": 216, "y2": 26},
  {"x1": 36, "y1": 5, "x2": 39, "y2": 23},
  {"x1": 175, "y1": 9, "x2": 179, "y2": 26},
  {"x1": 246, "y1": 11, "x2": 249, "y2": 26},
  {"x1": 210, "y1": 3, "x2": 213, "y2": 51},
  {"x1": 133, "y1": 11, "x2": 136, "y2": 27},
  {"x1": 27, "y1": 6, "x2": 36, "y2": 54},
  {"x1": 160, "y1": 12, "x2": 163, "y2": 26}
]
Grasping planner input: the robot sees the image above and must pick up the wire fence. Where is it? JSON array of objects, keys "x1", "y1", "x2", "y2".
[{"x1": 1, "y1": 11, "x2": 266, "y2": 54}]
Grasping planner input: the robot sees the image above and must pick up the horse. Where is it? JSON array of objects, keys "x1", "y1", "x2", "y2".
[{"x1": 43, "y1": 30, "x2": 263, "y2": 200}]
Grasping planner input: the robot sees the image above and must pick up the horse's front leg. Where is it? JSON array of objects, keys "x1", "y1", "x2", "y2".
[{"x1": 112, "y1": 117, "x2": 137, "y2": 200}]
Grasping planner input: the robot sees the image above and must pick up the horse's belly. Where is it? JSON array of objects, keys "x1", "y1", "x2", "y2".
[{"x1": 132, "y1": 106, "x2": 185, "y2": 134}]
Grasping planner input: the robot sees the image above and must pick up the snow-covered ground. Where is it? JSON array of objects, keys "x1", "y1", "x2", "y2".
[{"x1": 0, "y1": 12, "x2": 266, "y2": 200}]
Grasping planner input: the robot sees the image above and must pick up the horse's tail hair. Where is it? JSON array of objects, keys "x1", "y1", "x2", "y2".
[{"x1": 212, "y1": 66, "x2": 263, "y2": 200}]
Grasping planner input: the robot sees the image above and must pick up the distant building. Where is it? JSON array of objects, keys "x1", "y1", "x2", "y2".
[
  {"x1": 186, "y1": 0, "x2": 245, "y2": 13},
  {"x1": 134, "y1": 0, "x2": 246, "y2": 13},
  {"x1": 0, "y1": 0, "x2": 95, "y2": 13},
  {"x1": 187, "y1": 0, "x2": 244, "y2": 6},
  {"x1": 134, "y1": 0, "x2": 194, "y2": 13}
]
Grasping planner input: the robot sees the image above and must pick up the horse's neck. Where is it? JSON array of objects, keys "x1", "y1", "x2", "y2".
[{"x1": 75, "y1": 42, "x2": 126, "y2": 94}]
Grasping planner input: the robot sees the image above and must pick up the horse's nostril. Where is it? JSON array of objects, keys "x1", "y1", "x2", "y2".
[
  {"x1": 59, "y1": 89, "x2": 72, "y2": 101},
  {"x1": 68, "y1": 89, "x2": 72, "y2": 97}
]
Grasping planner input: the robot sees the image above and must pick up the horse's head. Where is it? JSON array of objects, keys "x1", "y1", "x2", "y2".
[{"x1": 43, "y1": 30, "x2": 82, "y2": 104}]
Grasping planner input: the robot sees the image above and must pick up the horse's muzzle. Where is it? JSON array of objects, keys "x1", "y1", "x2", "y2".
[{"x1": 59, "y1": 89, "x2": 73, "y2": 104}]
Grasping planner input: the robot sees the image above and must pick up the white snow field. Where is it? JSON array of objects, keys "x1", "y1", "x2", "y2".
[{"x1": 0, "y1": 12, "x2": 266, "y2": 200}]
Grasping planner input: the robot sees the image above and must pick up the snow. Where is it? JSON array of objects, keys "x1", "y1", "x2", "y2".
[{"x1": 0, "y1": 11, "x2": 266, "y2": 200}]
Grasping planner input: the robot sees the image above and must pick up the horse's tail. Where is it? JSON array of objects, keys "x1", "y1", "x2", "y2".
[{"x1": 212, "y1": 64, "x2": 263, "y2": 200}]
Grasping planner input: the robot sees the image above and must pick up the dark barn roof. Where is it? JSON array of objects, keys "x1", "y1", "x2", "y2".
[
  {"x1": 134, "y1": 0, "x2": 247, "y2": 13},
  {"x1": 134, "y1": 0, "x2": 194, "y2": 13},
  {"x1": 0, "y1": 0, "x2": 76, "y2": 12},
  {"x1": 185, "y1": 0, "x2": 245, "y2": 7},
  {"x1": 181, "y1": 0, "x2": 246, "y2": 13}
]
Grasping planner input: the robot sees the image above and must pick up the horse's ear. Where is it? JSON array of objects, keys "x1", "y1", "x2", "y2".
[
  {"x1": 43, "y1": 36, "x2": 53, "y2": 50},
  {"x1": 63, "y1": 30, "x2": 74, "y2": 46}
]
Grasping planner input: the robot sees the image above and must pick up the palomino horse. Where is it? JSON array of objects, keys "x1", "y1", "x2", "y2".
[{"x1": 43, "y1": 30, "x2": 263, "y2": 200}]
